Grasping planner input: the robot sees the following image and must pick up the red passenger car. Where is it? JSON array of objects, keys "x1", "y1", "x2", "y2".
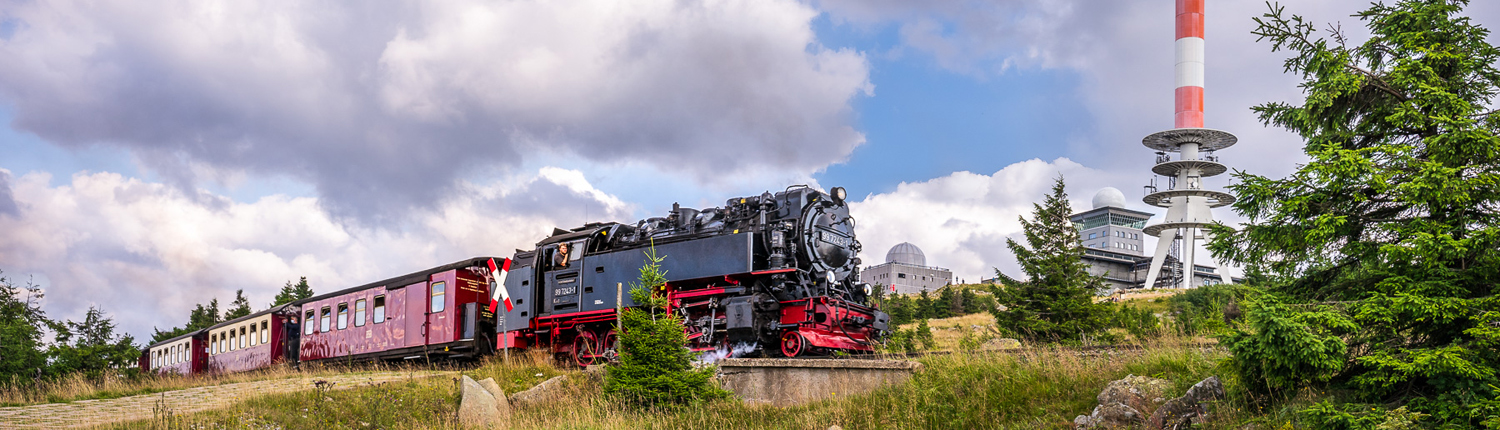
[
  {"x1": 204, "y1": 305, "x2": 299, "y2": 373},
  {"x1": 141, "y1": 331, "x2": 207, "y2": 375},
  {"x1": 297, "y1": 258, "x2": 498, "y2": 363}
]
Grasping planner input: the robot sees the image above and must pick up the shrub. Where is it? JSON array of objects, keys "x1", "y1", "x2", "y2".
[{"x1": 603, "y1": 246, "x2": 726, "y2": 408}]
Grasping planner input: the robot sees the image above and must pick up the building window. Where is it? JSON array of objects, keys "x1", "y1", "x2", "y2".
[
  {"x1": 337, "y1": 302, "x2": 349, "y2": 330},
  {"x1": 1088, "y1": 232, "x2": 1096, "y2": 239},
  {"x1": 355, "y1": 299, "x2": 367, "y2": 327},
  {"x1": 374, "y1": 295, "x2": 386, "y2": 323},
  {"x1": 431, "y1": 282, "x2": 446, "y2": 313},
  {"x1": 304, "y1": 310, "x2": 316, "y2": 335},
  {"x1": 897, "y1": 273, "x2": 907, "y2": 279},
  {"x1": 320, "y1": 306, "x2": 332, "y2": 333}
]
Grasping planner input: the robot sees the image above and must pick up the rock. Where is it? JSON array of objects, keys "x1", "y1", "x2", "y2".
[
  {"x1": 1145, "y1": 376, "x2": 1226, "y2": 430},
  {"x1": 829, "y1": 425, "x2": 843, "y2": 430},
  {"x1": 509, "y1": 375, "x2": 568, "y2": 408},
  {"x1": 477, "y1": 378, "x2": 511, "y2": 420},
  {"x1": 1074, "y1": 374, "x2": 1172, "y2": 429},
  {"x1": 1097, "y1": 374, "x2": 1172, "y2": 414},
  {"x1": 458, "y1": 375, "x2": 501, "y2": 428}
]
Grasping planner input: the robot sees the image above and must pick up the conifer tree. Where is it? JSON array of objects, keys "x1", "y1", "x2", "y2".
[
  {"x1": 604, "y1": 247, "x2": 726, "y2": 407},
  {"x1": 271, "y1": 277, "x2": 314, "y2": 307},
  {"x1": 1210, "y1": 0, "x2": 1500, "y2": 423},
  {"x1": 0, "y1": 271, "x2": 51, "y2": 381},
  {"x1": 224, "y1": 289, "x2": 252, "y2": 319},
  {"x1": 990, "y1": 176, "x2": 1107, "y2": 343}
]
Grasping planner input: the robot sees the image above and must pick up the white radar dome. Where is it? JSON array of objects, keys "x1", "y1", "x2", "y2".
[
  {"x1": 886, "y1": 242, "x2": 926, "y2": 267},
  {"x1": 1092, "y1": 187, "x2": 1127, "y2": 209}
]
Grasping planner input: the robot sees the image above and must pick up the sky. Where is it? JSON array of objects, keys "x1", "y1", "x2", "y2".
[{"x1": 1, "y1": 0, "x2": 1496, "y2": 342}]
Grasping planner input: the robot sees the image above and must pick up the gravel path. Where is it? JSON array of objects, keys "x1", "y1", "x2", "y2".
[{"x1": 0, "y1": 370, "x2": 452, "y2": 429}]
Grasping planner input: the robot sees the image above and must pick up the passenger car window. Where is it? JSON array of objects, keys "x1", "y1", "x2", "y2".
[
  {"x1": 305, "y1": 310, "x2": 315, "y2": 335},
  {"x1": 431, "y1": 282, "x2": 446, "y2": 313},
  {"x1": 337, "y1": 303, "x2": 349, "y2": 330},
  {"x1": 320, "y1": 306, "x2": 332, "y2": 333},
  {"x1": 354, "y1": 299, "x2": 366, "y2": 327},
  {"x1": 261, "y1": 321, "x2": 269, "y2": 344},
  {"x1": 373, "y1": 295, "x2": 386, "y2": 323}
]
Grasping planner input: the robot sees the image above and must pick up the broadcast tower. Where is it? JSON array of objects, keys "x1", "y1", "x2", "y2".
[{"x1": 1140, "y1": 0, "x2": 1237, "y2": 289}]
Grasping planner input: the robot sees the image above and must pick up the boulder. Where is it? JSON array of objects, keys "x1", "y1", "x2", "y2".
[
  {"x1": 1145, "y1": 376, "x2": 1225, "y2": 430},
  {"x1": 1097, "y1": 374, "x2": 1172, "y2": 414},
  {"x1": 458, "y1": 375, "x2": 501, "y2": 428},
  {"x1": 477, "y1": 378, "x2": 511, "y2": 420},
  {"x1": 510, "y1": 375, "x2": 568, "y2": 408},
  {"x1": 1073, "y1": 374, "x2": 1172, "y2": 429}
]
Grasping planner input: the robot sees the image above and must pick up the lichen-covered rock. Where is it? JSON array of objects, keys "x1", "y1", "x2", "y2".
[
  {"x1": 1145, "y1": 376, "x2": 1226, "y2": 430},
  {"x1": 1097, "y1": 374, "x2": 1172, "y2": 415},
  {"x1": 509, "y1": 375, "x2": 568, "y2": 408},
  {"x1": 476, "y1": 377, "x2": 511, "y2": 420},
  {"x1": 458, "y1": 375, "x2": 501, "y2": 428}
]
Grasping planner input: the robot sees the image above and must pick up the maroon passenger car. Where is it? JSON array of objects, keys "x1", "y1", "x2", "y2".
[
  {"x1": 203, "y1": 305, "x2": 299, "y2": 373},
  {"x1": 297, "y1": 258, "x2": 498, "y2": 363},
  {"x1": 141, "y1": 331, "x2": 207, "y2": 375}
]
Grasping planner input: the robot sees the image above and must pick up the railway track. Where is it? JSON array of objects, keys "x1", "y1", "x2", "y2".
[{"x1": 780, "y1": 342, "x2": 1223, "y2": 361}]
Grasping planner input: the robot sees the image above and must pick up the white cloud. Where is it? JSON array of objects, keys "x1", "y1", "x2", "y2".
[
  {"x1": 0, "y1": 167, "x2": 629, "y2": 341},
  {"x1": 851, "y1": 157, "x2": 1122, "y2": 283},
  {"x1": 0, "y1": 0, "x2": 870, "y2": 219}
]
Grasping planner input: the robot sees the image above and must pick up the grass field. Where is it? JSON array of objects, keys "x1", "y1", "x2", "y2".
[
  {"x1": 102, "y1": 339, "x2": 1262, "y2": 429},
  {"x1": 1, "y1": 361, "x2": 442, "y2": 408}
]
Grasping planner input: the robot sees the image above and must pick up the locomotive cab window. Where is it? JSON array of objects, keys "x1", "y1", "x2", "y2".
[
  {"x1": 354, "y1": 299, "x2": 366, "y2": 327},
  {"x1": 337, "y1": 303, "x2": 349, "y2": 330},
  {"x1": 304, "y1": 310, "x2": 316, "y2": 335},
  {"x1": 320, "y1": 306, "x2": 332, "y2": 333},
  {"x1": 373, "y1": 295, "x2": 386, "y2": 323},
  {"x1": 431, "y1": 282, "x2": 446, "y2": 313}
]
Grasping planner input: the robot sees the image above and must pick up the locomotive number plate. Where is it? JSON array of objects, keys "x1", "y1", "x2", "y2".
[
  {"x1": 554, "y1": 286, "x2": 576, "y2": 296},
  {"x1": 817, "y1": 230, "x2": 850, "y2": 247}
]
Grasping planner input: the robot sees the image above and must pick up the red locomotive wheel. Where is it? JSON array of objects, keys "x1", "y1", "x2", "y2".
[
  {"x1": 780, "y1": 331, "x2": 806, "y2": 357},
  {"x1": 602, "y1": 330, "x2": 620, "y2": 362},
  {"x1": 573, "y1": 331, "x2": 598, "y2": 367}
]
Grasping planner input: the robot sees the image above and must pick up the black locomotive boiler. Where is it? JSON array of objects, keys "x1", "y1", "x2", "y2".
[{"x1": 494, "y1": 185, "x2": 890, "y2": 364}]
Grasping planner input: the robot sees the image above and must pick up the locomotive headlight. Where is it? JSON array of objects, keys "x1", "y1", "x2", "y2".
[
  {"x1": 831, "y1": 187, "x2": 847, "y2": 204},
  {"x1": 862, "y1": 283, "x2": 872, "y2": 296},
  {"x1": 826, "y1": 270, "x2": 836, "y2": 284}
]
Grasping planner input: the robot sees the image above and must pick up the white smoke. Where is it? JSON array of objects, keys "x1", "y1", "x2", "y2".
[{"x1": 696, "y1": 341, "x2": 759, "y2": 364}]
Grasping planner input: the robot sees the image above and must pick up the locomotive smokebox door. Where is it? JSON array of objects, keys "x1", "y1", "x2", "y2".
[{"x1": 725, "y1": 297, "x2": 754, "y2": 329}]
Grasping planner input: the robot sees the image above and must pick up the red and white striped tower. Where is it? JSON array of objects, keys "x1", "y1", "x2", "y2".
[
  {"x1": 1175, "y1": 0, "x2": 1205, "y2": 129},
  {"x1": 1139, "y1": 0, "x2": 1237, "y2": 289}
]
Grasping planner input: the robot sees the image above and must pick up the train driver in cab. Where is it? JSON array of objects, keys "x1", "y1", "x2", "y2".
[{"x1": 554, "y1": 242, "x2": 571, "y2": 268}]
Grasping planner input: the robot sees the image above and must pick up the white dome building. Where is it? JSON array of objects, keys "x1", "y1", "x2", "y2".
[
  {"x1": 860, "y1": 242, "x2": 952, "y2": 295},
  {"x1": 886, "y1": 242, "x2": 927, "y2": 266}
]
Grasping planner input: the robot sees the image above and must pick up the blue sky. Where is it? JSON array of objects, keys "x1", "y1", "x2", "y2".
[{"x1": 0, "y1": 0, "x2": 1494, "y2": 339}]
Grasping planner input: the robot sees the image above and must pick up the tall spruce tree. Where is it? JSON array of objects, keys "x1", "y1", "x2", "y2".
[
  {"x1": 0, "y1": 271, "x2": 51, "y2": 382},
  {"x1": 48, "y1": 306, "x2": 139, "y2": 380},
  {"x1": 603, "y1": 247, "x2": 726, "y2": 407},
  {"x1": 1209, "y1": 0, "x2": 1500, "y2": 423},
  {"x1": 990, "y1": 176, "x2": 1107, "y2": 343},
  {"x1": 271, "y1": 277, "x2": 314, "y2": 307},
  {"x1": 224, "y1": 289, "x2": 252, "y2": 319}
]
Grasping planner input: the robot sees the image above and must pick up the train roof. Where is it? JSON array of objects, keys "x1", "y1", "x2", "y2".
[
  {"x1": 203, "y1": 303, "x2": 298, "y2": 332},
  {"x1": 147, "y1": 329, "x2": 204, "y2": 348},
  {"x1": 295, "y1": 256, "x2": 502, "y2": 305},
  {"x1": 536, "y1": 223, "x2": 615, "y2": 247}
]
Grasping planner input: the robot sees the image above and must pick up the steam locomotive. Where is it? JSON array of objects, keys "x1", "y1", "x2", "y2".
[
  {"x1": 496, "y1": 185, "x2": 890, "y2": 364},
  {"x1": 141, "y1": 185, "x2": 887, "y2": 375}
]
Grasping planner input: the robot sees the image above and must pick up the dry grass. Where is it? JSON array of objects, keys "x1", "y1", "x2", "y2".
[
  {"x1": 1, "y1": 360, "x2": 435, "y2": 407},
  {"x1": 103, "y1": 341, "x2": 1260, "y2": 430}
]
